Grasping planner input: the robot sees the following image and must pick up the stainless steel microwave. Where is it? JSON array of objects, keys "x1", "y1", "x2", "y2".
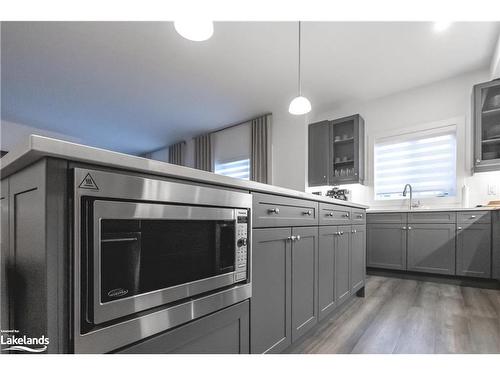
[{"x1": 72, "y1": 168, "x2": 252, "y2": 353}]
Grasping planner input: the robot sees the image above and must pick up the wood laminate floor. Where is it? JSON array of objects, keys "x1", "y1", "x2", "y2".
[{"x1": 291, "y1": 275, "x2": 500, "y2": 354}]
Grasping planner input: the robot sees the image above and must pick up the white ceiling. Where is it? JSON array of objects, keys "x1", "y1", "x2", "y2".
[{"x1": 2, "y1": 21, "x2": 499, "y2": 154}]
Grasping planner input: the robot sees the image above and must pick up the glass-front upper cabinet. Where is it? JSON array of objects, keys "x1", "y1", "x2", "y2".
[{"x1": 473, "y1": 79, "x2": 500, "y2": 173}]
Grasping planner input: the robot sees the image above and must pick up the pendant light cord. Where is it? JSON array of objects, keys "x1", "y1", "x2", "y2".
[{"x1": 298, "y1": 21, "x2": 301, "y2": 95}]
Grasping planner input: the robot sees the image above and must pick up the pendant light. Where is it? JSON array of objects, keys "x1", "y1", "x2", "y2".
[
  {"x1": 289, "y1": 21, "x2": 311, "y2": 115},
  {"x1": 174, "y1": 20, "x2": 214, "y2": 41}
]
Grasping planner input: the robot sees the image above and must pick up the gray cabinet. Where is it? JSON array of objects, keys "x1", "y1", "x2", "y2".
[
  {"x1": 308, "y1": 120, "x2": 330, "y2": 186},
  {"x1": 407, "y1": 224, "x2": 456, "y2": 275},
  {"x1": 350, "y1": 224, "x2": 366, "y2": 293},
  {"x1": 367, "y1": 223, "x2": 407, "y2": 270},
  {"x1": 456, "y1": 224, "x2": 491, "y2": 278},
  {"x1": 308, "y1": 114, "x2": 365, "y2": 187},
  {"x1": 318, "y1": 226, "x2": 337, "y2": 320},
  {"x1": 335, "y1": 225, "x2": 351, "y2": 305},
  {"x1": 117, "y1": 300, "x2": 250, "y2": 354},
  {"x1": 251, "y1": 228, "x2": 291, "y2": 354},
  {"x1": 473, "y1": 79, "x2": 500, "y2": 173},
  {"x1": 291, "y1": 227, "x2": 318, "y2": 342}
]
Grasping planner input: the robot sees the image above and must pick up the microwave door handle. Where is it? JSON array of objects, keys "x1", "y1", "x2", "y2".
[{"x1": 101, "y1": 237, "x2": 138, "y2": 243}]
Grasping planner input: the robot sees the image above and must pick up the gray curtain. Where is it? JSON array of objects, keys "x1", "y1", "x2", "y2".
[
  {"x1": 194, "y1": 133, "x2": 213, "y2": 172},
  {"x1": 168, "y1": 141, "x2": 186, "y2": 166},
  {"x1": 251, "y1": 114, "x2": 272, "y2": 183}
]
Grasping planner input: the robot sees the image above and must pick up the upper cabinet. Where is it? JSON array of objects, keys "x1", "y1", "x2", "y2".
[
  {"x1": 308, "y1": 114, "x2": 365, "y2": 187},
  {"x1": 473, "y1": 79, "x2": 500, "y2": 173}
]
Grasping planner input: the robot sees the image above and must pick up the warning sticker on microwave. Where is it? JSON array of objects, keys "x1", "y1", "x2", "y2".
[{"x1": 79, "y1": 173, "x2": 99, "y2": 190}]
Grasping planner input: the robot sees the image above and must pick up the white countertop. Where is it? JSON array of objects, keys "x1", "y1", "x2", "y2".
[{"x1": 0, "y1": 135, "x2": 368, "y2": 209}]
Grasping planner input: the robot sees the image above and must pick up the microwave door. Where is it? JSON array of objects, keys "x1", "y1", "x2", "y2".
[{"x1": 91, "y1": 200, "x2": 239, "y2": 324}]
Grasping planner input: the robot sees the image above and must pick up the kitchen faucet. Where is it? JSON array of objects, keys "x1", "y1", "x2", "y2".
[{"x1": 402, "y1": 184, "x2": 417, "y2": 210}]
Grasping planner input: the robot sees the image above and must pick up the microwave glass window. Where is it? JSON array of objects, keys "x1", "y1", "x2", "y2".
[{"x1": 100, "y1": 219, "x2": 236, "y2": 303}]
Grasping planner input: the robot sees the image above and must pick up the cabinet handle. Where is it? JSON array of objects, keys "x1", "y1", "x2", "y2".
[
  {"x1": 328, "y1": 212, "x2": 334, "y2": 217},
  {"x1": 408, "y1": 226, "x2": 412, "y2": 230},
  {"x1": 352, "y1": 229, "x2": 357, "y2": 233},
  {"x1": 268, "y1": 207, "x2": 280, "y2": 214},
  {"x1": 470, "y1": 215, "x2": 476, "y2": 219},
  {"x1": 303, "y1": 210, "x2": 312, "y2": 216},
  {"x1": 457, "y1": 226, "x2": 463, "y2": 230},
  {"x1": 402, "y1": 226, "x2": 407, "y2": 230},
  {"x1": 476, "y1": 159, "x2": 481, "y2": 163},
  {"x1": 342, "y1": 213, "x2": 350, "y2": 218},
  {"x1": 356, "y1": 214, "x2": 363, "y2": 218},
  {"x1": 295, "y1": 235, "x2": 301, "y2": 241},
  {"x1": 340, "y1": 231, "x2": 344, "y2": 235},
  {"x1": 287, "y1": 235, "x2": 295, "y2": 241}
]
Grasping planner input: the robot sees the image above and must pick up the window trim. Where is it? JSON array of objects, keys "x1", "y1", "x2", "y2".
[{"x1": 367, "y1": 116, "x2": 466, "y2": 206}]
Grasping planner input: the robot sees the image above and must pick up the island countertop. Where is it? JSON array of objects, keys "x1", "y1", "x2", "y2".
[{"x1": 0, "y1": 135, "x2": 368, "y2": 209}]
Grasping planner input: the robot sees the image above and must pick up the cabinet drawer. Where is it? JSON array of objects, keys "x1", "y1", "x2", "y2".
[
  {"x1": 319, "y1": 203, "x2": 351, "y2": 225},
  {"x1": 366, "y1": 213, "x2": 406, "y2": 224},
  {"x1": 252, "y1": 193, "x2": 318, "y2": 228},
  {"x1": 408, "y1": 211, "x2": 456, "y2": 224},
  {"x1": 351, "y1": 209, "x2": 366, "y2": 223},
  {"x1": 457, "y1": 211, "x2": 491, "y2": 225}
]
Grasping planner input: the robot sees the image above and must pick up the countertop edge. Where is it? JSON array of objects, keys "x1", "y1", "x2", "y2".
[{"x1": 0, "y1": 135, "x2": 369, "y2": 209}]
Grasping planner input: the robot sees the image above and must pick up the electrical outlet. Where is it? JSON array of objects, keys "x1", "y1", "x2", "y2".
[{"x1": 488, "y1": 184, "x2": 498, "y2": 196}]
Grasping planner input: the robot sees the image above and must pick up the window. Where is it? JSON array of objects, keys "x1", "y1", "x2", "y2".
[
  {"x1": 214, "y1": 159, "x2": 250, "y2": 180},
  {"x1": 374, "y1": 128, "x2": 457, "y2": 200}
]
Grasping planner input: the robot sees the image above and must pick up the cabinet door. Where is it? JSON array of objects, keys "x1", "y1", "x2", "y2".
[
  {"x1": 308, "y1": 120, "x2": 330, "y2": 186},
  {"x1": 367, "y1": 223, "x2": 407, "y2": 270},
  {"x1": 335, "y1": 225, "x2": 351, "y2": 306},
  {"x1": 291, "y1": 227, "x2": 318, "y2": 342},
  {"x1": 407, "y1": 224, "x2": 456, "y2": 275},
  {"x1": 456, "y1": 224, "x2": 491, "y2": 278},
  {"x1": 350, "y1": 224, "x2": 366, "y2": 293},
  {"x1": 318, "y1": 226, "x2": 337, "y2": 321},
  {"x1": 250, "y1": 228, "x2": 291, "y2": 354}
]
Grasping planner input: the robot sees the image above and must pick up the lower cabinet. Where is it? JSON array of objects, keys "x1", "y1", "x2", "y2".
[
  {"x1": 291, "y1": 227, "x2": 318, "y2": 342},
  {"x1": 251, "y1": 226, "x2": 319, "y2": 353},
  {"x1": 407, "y1": 224, "x2": 456, "y2": 275},
  {"x1": 116, "y1": 300, "x2": 250, "y2": 354},
  {"x1": 350, "y1": 224, "x2": 366, "y2": 293},
  {"x1": 335, "y1": 225, "x2": 351, "y2": 306},
  {"x1": 251, "y1": 228, "x2": 292, "y2": 354},
  {"x1": 367, "y1": 223, "x2": 407, "y2": 270},
  {"x1": 318, "y1": 224, "x2": 366, "y2": 322},
  {"x1": 456, "y1": 224, "x2": 491, "y2": 278}
]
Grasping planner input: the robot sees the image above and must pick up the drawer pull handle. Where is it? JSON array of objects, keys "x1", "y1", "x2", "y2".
[
  {"x1": 304, "y1": 210, "x2": 312, "y2": 216},
  {"x1": 101, "y1": 237, "x2": 138, "y2": 243},
  {"x1": 342, "y1": 213, "x2": 350, "y2": 218},
  {"x1": 269, "y1": 208, "x2": 280, "y2": 214},
  {"x1": 457, "y1": 226, "x2": 463, "y2": 230},
  {"x1": 402, "y1": 226, "x2": 407, "y2": 230},
  {"x1": 470, "y1": 215, "x2": 476, "y2": 219},
  {"x1": 327, "y1": 212, "x2": 334, "y2": 217},
  {"x1": 352, "y1": 229, "x2": 357, "y2": 233},
  {"x1": 356, "y1": 214, "x2": 363, "y2": 218}
]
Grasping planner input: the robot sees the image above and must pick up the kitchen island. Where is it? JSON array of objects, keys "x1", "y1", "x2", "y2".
[{"x1": 0, "y1": 135, "x2": 367, "y2": 354}]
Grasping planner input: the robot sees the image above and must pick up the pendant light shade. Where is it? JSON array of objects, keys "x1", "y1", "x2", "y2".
[
  {"x1": 289, "y1": 96, "x2": 312, "y2": 115},
  {"x1": 289, "y1": 21, "x2": 311, "y2": 115},
  {"x1": 174, "y1": 20, "x2": 214, "y2": 41}
]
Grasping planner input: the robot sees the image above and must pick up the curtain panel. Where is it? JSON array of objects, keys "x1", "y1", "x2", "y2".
[
  {"x1": 251, "y1": 114, "x2": 272, "y2": 183},
  {"x1": 194, "y1": 133, "x2": 214, "y2": 172},
  {"x1": 168, "y1": 141, "x2": 186, "y2": 166}
]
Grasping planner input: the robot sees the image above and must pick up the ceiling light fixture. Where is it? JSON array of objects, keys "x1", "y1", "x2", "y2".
[
  {"x1": 174, "y1": 20, "x2": 214, "y2": 41},
  {"x1": 433, "y1": 21, "x2": 452, "y2": 32},
  {"x1": 289, "y1": 21, "x2": 311, "y2": 115}
]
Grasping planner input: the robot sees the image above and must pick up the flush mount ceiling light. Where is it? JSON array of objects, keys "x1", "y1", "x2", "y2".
[
  {"x1": 433, "y1": 21, "x2": 452, "y2": 32},
  {"x1": 289, "y1": 21, "x2": 311, "y2": 115},
  {"x1": 174, "y1": 20, "x2": 214, "y2": 41}
]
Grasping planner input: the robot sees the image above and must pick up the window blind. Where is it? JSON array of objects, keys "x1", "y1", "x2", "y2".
[
  {"x1": 214, "y1": 159, "x2": 250, "y2": 180},
  {"x1": 374, "y1": 129, "x2": 457, "y2": 200}
]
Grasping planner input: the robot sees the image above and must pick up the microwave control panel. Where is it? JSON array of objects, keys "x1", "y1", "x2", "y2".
[{"x1": 235, "y1": 210, "x2": 248, "y2": 281}]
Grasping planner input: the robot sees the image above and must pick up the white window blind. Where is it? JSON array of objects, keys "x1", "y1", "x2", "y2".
[
  {"x1": 374, "y1": 128, "x2": 457, "y2": 200},
  {"x1": 214, "y1": 159, "x2": 250, "y2": 180}
]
